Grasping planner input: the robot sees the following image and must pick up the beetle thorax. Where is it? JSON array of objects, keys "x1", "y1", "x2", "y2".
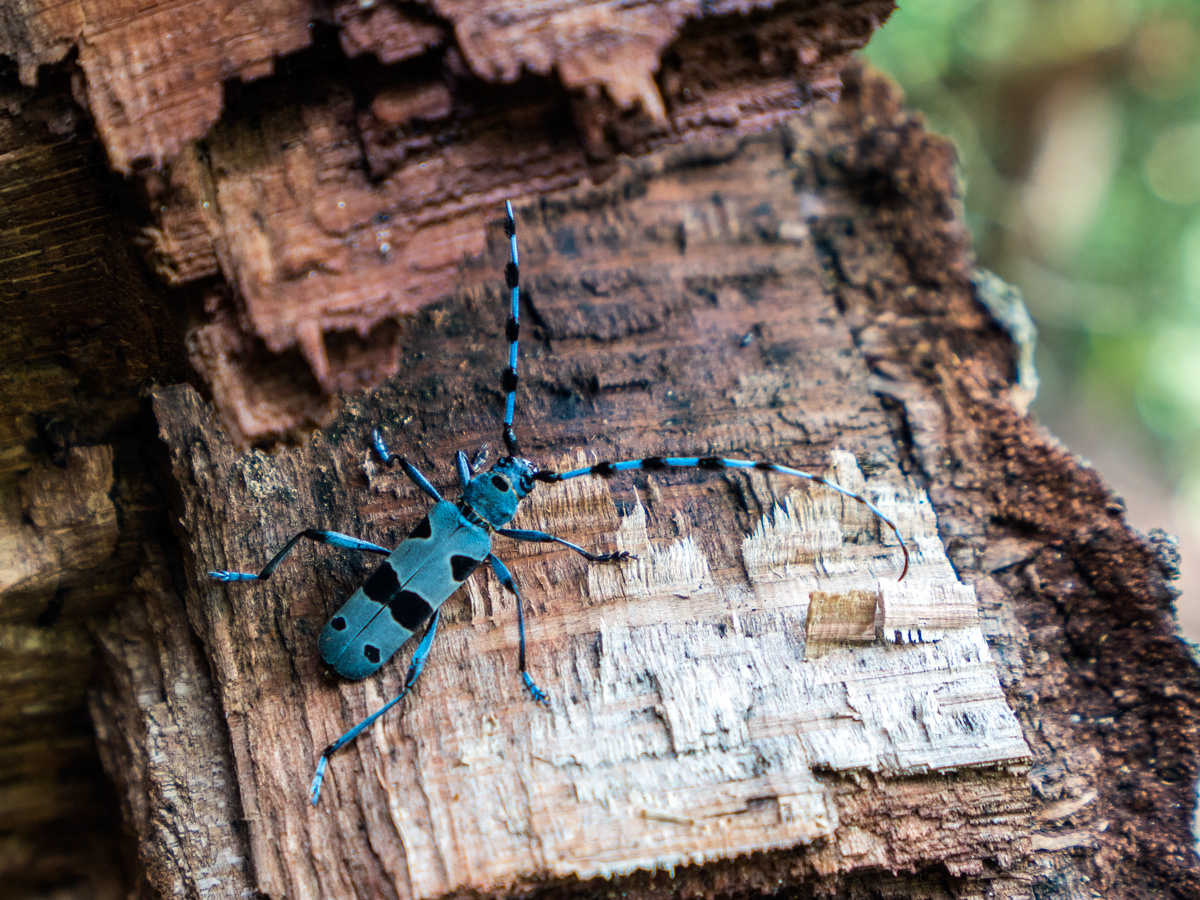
[{"x1": 461, "y1": 457, "x2": 537, "y2": 527}]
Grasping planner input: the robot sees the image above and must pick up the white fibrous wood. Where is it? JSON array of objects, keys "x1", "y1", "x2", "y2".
[
  {"x1": 880, "y1": 581, "x2": 980, "y2": 644},
  {"x1": 320, "y1": 448, "x2": 1030, "y2": 894}
]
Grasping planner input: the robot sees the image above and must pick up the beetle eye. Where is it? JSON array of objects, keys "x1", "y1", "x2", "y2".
[{"x1": 491, "y1": 475, "x2": 510, "y2": 492}]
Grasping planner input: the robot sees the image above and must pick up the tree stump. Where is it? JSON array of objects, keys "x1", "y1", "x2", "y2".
[
  {"x1": 1, "y1": 2, "x2": 1197, "y2": 899},
  {"x1": 0, "y1": 4, "x2": 893, "y2": 896},
  {"x1": 98, "y1": 70, "x2": 1200, "y2": 899}
]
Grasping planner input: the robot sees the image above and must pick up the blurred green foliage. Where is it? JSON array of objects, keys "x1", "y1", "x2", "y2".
[{"x1": 865, "y1": 0, "x2": 1200, "y2": 527}]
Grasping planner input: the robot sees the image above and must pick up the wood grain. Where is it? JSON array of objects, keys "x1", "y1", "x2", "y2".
[
  {"x1": 102, "y1": 67, "x2": 1200, "y2": 898},
  {"x1": 1, "y1": 4, "x2": 900, "y2": 894},
  {"x1": 144, "y1": 129, "x2": 1033, "y2": 898},
  {"x1": 3, "y1": 7, "x2": 1196, "y2": 888}
]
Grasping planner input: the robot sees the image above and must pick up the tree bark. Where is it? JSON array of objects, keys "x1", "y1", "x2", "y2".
[
  {"x1": 105, "y1": 69, "x2": 1200, "y2": 899},
  {"x1": 1, "y1": 2, "x2": 1197, "y2": 900},
  {"x1": 0, "y1": 4, "x2": 894, "y2": 896}
]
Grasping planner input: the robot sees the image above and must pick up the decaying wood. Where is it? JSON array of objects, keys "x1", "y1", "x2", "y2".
[
  {"x1": 145, "y1": 386, "x2": 1026, "y2": 896},
  {"x1": 91, "y1": 68, "x2": 1200, "y2": 899},
  {"x1": 9, "y1": 0, "x2": 894, "y2": 446},
  {"x1": 0, "y1": 94, "x2": 190, "y2": 897},
  {"x1": 91, "y1": 542, "x2": 254, "y2": 899},
  {"x1": 1, "y1": 0, "x2": 889, "y2": 174},
  {"x1": 0, "y1": 4, "x2": 895, "y2": 895},
  {"x1": 1, "y1": 0, "x2": 1197, "y2": 896}
]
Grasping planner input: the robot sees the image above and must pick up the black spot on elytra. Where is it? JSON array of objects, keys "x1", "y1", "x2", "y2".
[
  {"x1": 330, "y1": 616, "x2": 347, "y2": 631},
  {"x1": 491, "y1": 475, "x2": 510, "y2": 492},
  {"x1": 450, "y1": 554, "x2": 478, "y2": 581},
  {"x1": 389, "y1": 589, "x2": 433, "y2": 630},
  {"x1": 364, "y1": 645, "x2": 381, "y2": 664},
  {"x1": 363, "y1": 563, "x2": 400, "y2": 603},
  {"x1": 409, "y1": 515, "x2": 432, "y2": 540}
]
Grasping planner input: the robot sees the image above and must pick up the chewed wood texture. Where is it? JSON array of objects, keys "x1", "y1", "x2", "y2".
[
  {"x1": 159, "y1": 127, "x2": 1036, "y2": 899},
  {"x1": 420, "y1": 450, "x2": 1027, "y2": 885}
]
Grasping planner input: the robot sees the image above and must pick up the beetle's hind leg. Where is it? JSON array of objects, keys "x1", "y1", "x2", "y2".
[
  {"x1": 310, "y1": 608, "x2": 442, "y2": 804},
  {"x1": 487, "y1": 554, "x2": 550, "y2": 706}
]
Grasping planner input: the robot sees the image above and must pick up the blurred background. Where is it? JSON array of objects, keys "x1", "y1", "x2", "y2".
[{"x1": 865, "y1": 0, "x2": 1200, "y2": 637}]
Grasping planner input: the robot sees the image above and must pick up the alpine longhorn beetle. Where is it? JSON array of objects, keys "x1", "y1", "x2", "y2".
[{"x1": 209, "y1": 200, "x2": 911, "y2": 805}]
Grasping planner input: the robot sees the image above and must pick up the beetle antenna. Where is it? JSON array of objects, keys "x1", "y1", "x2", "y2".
[{"x1": 501, "y1": 200, "x2": 521, "y2": 456}]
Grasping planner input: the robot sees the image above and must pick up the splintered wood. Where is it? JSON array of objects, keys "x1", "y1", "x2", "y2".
[
  {"x1": 158, "y1": 135, "x2": 1039, "y2": 898},
  {"x1": 348, "y1": 450, "x2": 1027, "y2": 892}
]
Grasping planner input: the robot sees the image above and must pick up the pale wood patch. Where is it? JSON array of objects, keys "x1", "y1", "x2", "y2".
[
  {"x1": 336, "y1": 451, "x2": 1030, "y2": 893},
  {"x1": 805, "y1": 590, "x2": 877, "y2": 644}
]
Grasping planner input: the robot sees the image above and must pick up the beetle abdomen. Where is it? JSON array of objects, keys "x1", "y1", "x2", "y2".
[{"x1": 318, "y1": 500, "x2": 490, "y2": 680}]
